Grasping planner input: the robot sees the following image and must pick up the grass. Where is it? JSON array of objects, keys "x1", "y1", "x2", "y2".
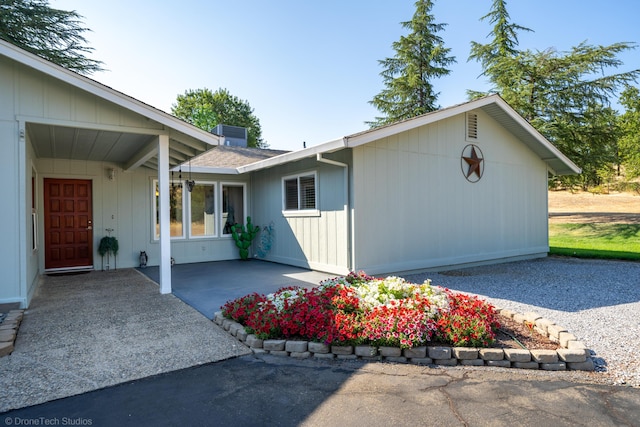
[{"x1": 549, "y1": 223, "x2": 640, "y2": 261}]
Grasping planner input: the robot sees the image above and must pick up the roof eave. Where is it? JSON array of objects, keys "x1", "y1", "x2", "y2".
[
  {"x1": 0, "y1": 39, "x2": 221, "y2": 147},
  {"x1": 237, "y1": 138, "x2": 347, "y2": 173},
  {"x1": 486, "y1": 97, "x2": 581, "y2": 176}
]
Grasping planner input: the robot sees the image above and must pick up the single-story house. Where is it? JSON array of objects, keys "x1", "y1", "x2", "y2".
[{"x1": 0, "y1": 39, "x2": 580, "y2": 308}]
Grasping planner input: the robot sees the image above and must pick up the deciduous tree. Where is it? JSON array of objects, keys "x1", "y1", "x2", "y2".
[
  {"x1": 171, "y1": 88, "x2": 265, "y2": 148},
  {"x1": 618, "y1": 86, "x2": 640, "y2": 179}
]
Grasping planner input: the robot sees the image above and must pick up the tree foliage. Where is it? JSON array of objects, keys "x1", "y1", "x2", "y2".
[
  {"x1": 368, "y1": 0, "x2": 456, "y2": 127},
  {"x1": 468, "y1": 0, "x2": 639, "y2": 188},
  {"x1": 0, "y1": 0, "x2": 102, "y2": 74},
  {"x1": 171, "y1": 88, "x2": 265, "y2": 148},
  {"x1": 618, "y1": 86, "x2": 640, "y2": 179}
]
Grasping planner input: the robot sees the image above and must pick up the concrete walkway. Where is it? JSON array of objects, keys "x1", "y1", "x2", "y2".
[{"x1": 0, "y1": 268, "x2": 252, "y2": 412}]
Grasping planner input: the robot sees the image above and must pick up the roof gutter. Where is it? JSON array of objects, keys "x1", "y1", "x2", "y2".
[{"x1": 238, "y1": 138, "x2": 347, "y2": 173}]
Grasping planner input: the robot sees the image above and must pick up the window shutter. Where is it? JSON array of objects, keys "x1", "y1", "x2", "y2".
[
  {"x1": 284, "y1": 179, "x2": 298, "y2": 210},
  {"x1": 299, "y1": 175, "x2": 316, "y2": 209}
]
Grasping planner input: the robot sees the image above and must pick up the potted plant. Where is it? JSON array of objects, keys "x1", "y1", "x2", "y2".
[{"x1": 98, "y1": 233, "x2": 119, "y2": 270}]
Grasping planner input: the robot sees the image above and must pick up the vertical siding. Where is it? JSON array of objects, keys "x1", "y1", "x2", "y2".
[
  {"x1": 0, "y1": 121, "x2": 20, "y2": 303},
  {"x1": 0, "y1": 58, "x2": 22, "y2": 303},
  {"x1": 353, "y1": 111, "x2": 549, "y2": 275},
  {"x1": 250, "y1": 152, "x2": 350, "y2": 275}
]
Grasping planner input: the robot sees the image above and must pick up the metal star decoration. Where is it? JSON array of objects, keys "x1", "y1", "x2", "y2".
[{"x1": 461, "y1": 144, "x2": 484, "y2": 182}]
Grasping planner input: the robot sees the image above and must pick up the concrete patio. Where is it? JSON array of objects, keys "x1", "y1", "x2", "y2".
[
  {"x1": 137, "y1": 259, "x2": 333, "y2": 319},
  {"x1": 0, "y1": 260, "x2": 332, "y2": 412}
]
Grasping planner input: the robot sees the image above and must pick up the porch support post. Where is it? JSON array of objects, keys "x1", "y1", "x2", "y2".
[{"x1": 158, "y1": 134, "x2": 172, "y2": 294}]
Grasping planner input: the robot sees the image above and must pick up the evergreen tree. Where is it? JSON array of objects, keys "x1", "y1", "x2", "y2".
[
  {"x1": 368, "y1": 0, "x2": 456, "y2": 127},
  {"x1": 0, "y1": 0, "x2": 102, "y2": 74},
  {"x1": 172, "y1": 88, "x2": 265, "y2": 148},
  {"x1": 468, "y1": 0, "x2": 639, "y2": 188},
  {"x1": 467, "y1": 0, "x2": 532, "y2": 100}
]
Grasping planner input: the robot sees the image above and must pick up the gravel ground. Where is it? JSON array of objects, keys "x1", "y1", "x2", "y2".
[{"x1": 405, "y1": 256, "x2": 640, "y2": 388}]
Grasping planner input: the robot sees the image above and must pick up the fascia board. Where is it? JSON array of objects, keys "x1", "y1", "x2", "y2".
[
  {"x1": 344, "y1": 96, "x2": 500, "y2": 148},
  {"x1": 491, "y1": 97, "x2": 581, "y2": 175},
  {"x1": 237, "y1": 138, "x2": 346, "y2": 173},
  {"x1": 178, "y1": 166, "x2": 239, "y2": 175}
]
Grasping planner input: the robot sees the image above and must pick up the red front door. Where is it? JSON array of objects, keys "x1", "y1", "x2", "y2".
[{"x1": 44, "y1": 179, "x2": 93, "y2": 270}]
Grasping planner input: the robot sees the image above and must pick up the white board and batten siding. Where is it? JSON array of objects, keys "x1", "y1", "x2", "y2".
[
  {"x1": 351, "y1": 109, "x2": 549, "y2": 275},
  {"x1": 250, "y1": 154, "x2": 351, "y2": 275}
]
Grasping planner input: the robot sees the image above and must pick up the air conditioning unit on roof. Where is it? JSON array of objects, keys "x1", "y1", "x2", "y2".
[{"x1": 212, "y1": 124, "x2": 248, "y2": 147}]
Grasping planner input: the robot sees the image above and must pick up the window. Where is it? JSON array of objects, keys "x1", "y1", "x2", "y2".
[
  {"x1": 283, "y1": 172, "x2": 317, "y2": 211},
  {"x1": 153, "y1": 180, "x2": 246, "y2": 239},
  {"x1": 189, "y1": 182, "x2": 216, "y2": 237},
  {"x1": 154, "y1": 180, "x2": 185, "y2": 239},
  {"x1": 222, "y1": 184, "x2": 245, "y2": 235}
]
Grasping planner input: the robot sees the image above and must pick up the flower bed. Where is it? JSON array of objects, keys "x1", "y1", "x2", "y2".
[
  {"x1": 222, "y1": 271, "x2": 500, "y2": 349},
  {"x1": 217, "y1": 271, "x2": 595, "y2": 371}
]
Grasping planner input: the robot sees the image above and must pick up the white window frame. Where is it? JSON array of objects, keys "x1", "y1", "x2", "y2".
[
  {"x1": 187, "y1": 180, "x2": 218, "y2": 239},
  {"x1": 153, "y1": 179, "x2": 186, "y2": 241},
  {"x1": 282, "y1": 171, "x2": 320, "y2": 217},
  {"x1": 221, "y1": 182, "x2": 247, "y2": 236}
]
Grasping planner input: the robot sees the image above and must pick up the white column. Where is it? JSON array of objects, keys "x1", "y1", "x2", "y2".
[
  {"x1": 18, "y1": 121, "x2": 28, "y2": 307},
  {"x1": 158, "y1": 134, "x2": 172, "y2": 294}
]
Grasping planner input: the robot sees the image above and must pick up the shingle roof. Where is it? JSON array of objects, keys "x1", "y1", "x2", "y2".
[{"x1": 189, "y1": 145, "x2": 290, "y2": 168}]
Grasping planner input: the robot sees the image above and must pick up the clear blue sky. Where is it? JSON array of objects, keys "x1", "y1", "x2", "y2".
[{"x1": 53, "y1": 1, "x2": 639, "y2": 151}]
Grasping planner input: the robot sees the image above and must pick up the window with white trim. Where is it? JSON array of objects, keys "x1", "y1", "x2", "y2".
[
  {"x1": 188, "y1": 182, "x2": 216, "y2": 238},
  {"x1": 222, "y1": 183, "x2": 246, "y2": 235},
  {"x1": 283, "y1": 172, "x2": 317, "y2": 211},
  {"x1": 153, "y1": 180, "x2": 247, "y2": 240},
  {"x1": 153, "y1": 180, "x2": 185, "y2": 239}
]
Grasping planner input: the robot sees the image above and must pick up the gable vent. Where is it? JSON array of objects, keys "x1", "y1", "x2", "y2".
[{"x1": 467, "y1": 113, "x2": 478, "y2": 140}]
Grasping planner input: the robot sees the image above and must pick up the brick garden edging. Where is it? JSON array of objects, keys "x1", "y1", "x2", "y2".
[
  {"x1": 213, "y1": 308, "x2": 595, "y2": 371},
  {"x1": 0, "y1": 310, "x2": 24, "y2": 357}
]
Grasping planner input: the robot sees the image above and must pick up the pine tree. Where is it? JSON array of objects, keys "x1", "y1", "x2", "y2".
[
  {"x1": 0, "y1": 0, "x2": 102, "y2": 74},
  {"x1": 368, "y1": 0, "x2": 456, "y2": 127},
  {"x1": 468, "y1": 0, "x2": 639, "y2": 188}
]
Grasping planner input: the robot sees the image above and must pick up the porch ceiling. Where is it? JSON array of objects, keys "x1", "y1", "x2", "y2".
[{"x1": 27, "y1": 123, "x2": 212, "y2": 170}]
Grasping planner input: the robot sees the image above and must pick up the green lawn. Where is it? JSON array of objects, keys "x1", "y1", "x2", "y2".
[{"x1": 549, "y1": 223, "x2": 640, "y2": 261}]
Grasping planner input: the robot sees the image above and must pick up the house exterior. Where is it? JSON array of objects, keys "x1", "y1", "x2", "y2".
[
  {"x1": 240, "y1": 98, "x2": 580, "y2": 275},
  {"x1": 0, "y1": 39, "x2": 579, "y2": 309},
  {"x1": 0, "y1": 39, "x2": 262, "y2": 307}
]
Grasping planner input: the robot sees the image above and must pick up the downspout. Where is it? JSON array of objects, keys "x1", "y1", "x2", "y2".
[{"x1": 316, "y1": 153, "x2": 353, "y2": 272}]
